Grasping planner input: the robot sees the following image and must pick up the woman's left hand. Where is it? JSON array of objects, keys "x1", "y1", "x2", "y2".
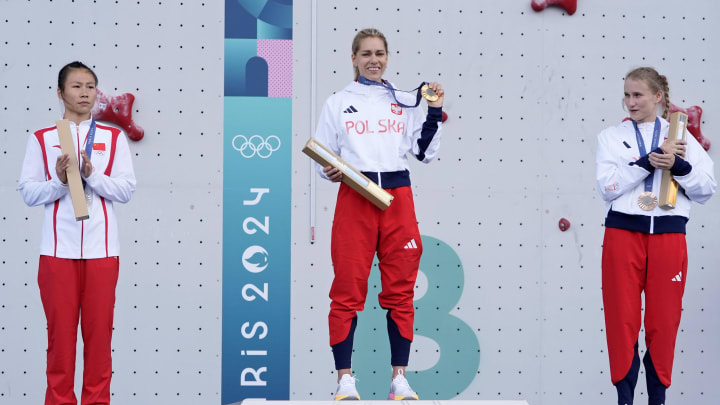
[
  {"x1": 649, "y1": 151, "x2": 675, "y2": 170},
  {"x1": 660, "y1": 138, "x2": 687, "y2": 159},
  {"x1": 426, "y1": 82, "x2": 444, "y2": 108},
  {"x1": 80, "y1": 151, "x2": 94, "y2": 178}
]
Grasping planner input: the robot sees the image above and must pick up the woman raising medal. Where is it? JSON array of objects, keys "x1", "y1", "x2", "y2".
[{"x1": 314, "y1": 28, "x2": 444, "y2": 400}]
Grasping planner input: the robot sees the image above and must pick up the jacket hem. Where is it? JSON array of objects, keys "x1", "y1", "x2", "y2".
[
  {"x1": 361, "y1": 170, "x2": 411, "y2": 189},
  {"x1": 604, "y1": 209, "x2": 688, "y2": 234}
]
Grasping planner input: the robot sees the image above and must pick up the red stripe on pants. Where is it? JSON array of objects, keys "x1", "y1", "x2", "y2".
[
  {"x1": 38, "y1": 255, "x2": 119, "y2": 405},
  {"x1": 602, "y1": 227, "x2": 687, "y2": 387},
  {"x1": 328, "y1": 183, "x2": 422, "y2": 346}
]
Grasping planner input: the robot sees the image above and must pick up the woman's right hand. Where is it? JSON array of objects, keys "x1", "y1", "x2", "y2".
[
  {"x1": 323, "y1": 165, "x2": 343, "y2": 182},
  {"x1": 426, "y1": 81, "x2": 445, "y2": 108},
  {"x1": 55, "y1": 154, "x2": 70, "y2": 184}
]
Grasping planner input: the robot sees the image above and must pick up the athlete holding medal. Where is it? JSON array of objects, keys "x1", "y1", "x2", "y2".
[
  {"x1": 314, "y1": 28, "x2": 444, "y2": 400},
  {"x1": 18, "y1": 61, "x2": 136, "y2": 404},
  {"x1": 595, "y1": 67, "x2": 716, "y2": 405}
]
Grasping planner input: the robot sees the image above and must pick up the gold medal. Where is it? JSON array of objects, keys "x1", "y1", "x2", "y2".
[
  {"x1": 638, "y1": 191, "x2": 658, "y2": 211},
  {"x1": 421, "y1": 84, "x2": 439, "y2": 102}
]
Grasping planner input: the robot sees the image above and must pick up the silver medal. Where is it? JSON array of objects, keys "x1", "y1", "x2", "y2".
[{"x1": 85, "y1": 187, "x2": 93, "y2": 209}]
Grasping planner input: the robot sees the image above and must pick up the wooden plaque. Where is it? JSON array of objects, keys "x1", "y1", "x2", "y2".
[
  {"x1": 56, "y1": 120, "x2": 89, "y2": 220},
  {"x1": 303, "y1": 138, "x2": 393, "y2": 210},
  {"x1": 659, "y1": 112, "x2": 688, "y2": 210}
]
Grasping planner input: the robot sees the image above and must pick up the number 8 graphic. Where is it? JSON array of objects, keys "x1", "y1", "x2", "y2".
[{"x1": 354, "y1": 236, "x2": 480, "y2": 399}]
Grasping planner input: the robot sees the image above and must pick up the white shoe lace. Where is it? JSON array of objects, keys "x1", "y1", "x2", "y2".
[
  {"x1": 392, "y1": 370, "x2": 415, "y2": 393},
  {"x1": 394, "y1": 374, "x2": 410, "y2": 388},
  {"x1": 340, "y1": 374, "x2": 358, "y2": 386}
]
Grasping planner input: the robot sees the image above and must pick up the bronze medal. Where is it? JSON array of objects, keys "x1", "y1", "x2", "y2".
[
  {"x1": 638, "y1": 191, "x2": 658, "y2": 211},
  {"x1": 421, "y1": 84, "x2": 439, "y2": 102}
]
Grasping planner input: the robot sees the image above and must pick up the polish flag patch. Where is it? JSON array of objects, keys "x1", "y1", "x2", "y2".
[{"x1": 391, "y1": 103, "x2": 403, "y2": 115}]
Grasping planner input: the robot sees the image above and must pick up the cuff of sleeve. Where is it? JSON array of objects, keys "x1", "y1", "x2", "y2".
[
  {"x1": 629, "y1": 147, "x2": 662, "y2": 171},
  {"x1": 315, "y1": 163, "x2": 330, "y2": 181},
  {"x1": 630, "y1": 155, "x2": 652, "y2": 172},
  {"x1": 670, "y1": 155, "x2": 692, "y2": 176},
  {"x1": 426, "y1": 106, "x2": 443, "y2": 122},
  {"x1": 83, "y1": 168, "x2": 99, "y2": 187},
  {"x1": 52, "y1": 177, "x2": 69, "y2": 188}
]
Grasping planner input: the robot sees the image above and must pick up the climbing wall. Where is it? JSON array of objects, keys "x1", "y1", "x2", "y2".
[{"x1": 290, "y1": 1, "x2": 720, "y2": 403}]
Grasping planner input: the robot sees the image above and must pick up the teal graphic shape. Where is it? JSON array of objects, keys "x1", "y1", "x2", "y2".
[
  {"x1": 354, "y1": 235, "x2": 480, "y2": 399},
  {"x1": 222, "y1": 97, "x2": 292, "y2": 403}
]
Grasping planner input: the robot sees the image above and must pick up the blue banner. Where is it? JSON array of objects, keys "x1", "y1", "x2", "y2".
[{"x1": 223, "y1": 0, "x2": 292, "y2": 402}]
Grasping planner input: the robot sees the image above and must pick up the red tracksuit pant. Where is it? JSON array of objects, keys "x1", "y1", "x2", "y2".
[
  {"x1": 38, "y1": 255, "x2": 119, "y2": 405},
  {"x1": 328, "y1": 183, "x2": 422, "y2": 346},
  {"x1": 602, "y1": 227, "x2": 687, "y2": 387}
]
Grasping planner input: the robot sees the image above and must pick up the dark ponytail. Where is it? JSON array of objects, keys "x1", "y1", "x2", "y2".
[{"x1": 58, "y1": 61, "x2": 98, "y2": 92}]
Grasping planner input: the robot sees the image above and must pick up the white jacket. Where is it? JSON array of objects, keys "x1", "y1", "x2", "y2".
[
  {"x1": 596, "y1": 116, "x2": 715, "y2": 233},
  {"x1": 314, "y1": 80, "x2": 442, "y2": 188},
  {"x1": 18, "y1": 119, "x2": 136, "y2": 258}
]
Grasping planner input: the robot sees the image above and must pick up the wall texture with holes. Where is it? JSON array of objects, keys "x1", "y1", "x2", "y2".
[
  {"x1": 290, "y1": 1, "x2": 720, "y2": 404},
  {"x1": 0, "y1": 1, "x2": 719, "y2": 405},
  {"x1": 0, "y1": 2, "x2": 223, "y2": 404}
]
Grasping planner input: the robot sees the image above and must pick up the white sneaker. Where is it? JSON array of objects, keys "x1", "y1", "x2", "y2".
[
  {"x1": 334, "y1": 374, "x2": 360, "y2": 400},
  {"x1": 388, "y1": 369, "x2": 419, "y2": 400}
]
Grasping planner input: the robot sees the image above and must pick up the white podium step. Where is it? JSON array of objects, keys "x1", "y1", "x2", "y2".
[{"x1": 240, "y1": 401, "x2": 529, "y2": 404}]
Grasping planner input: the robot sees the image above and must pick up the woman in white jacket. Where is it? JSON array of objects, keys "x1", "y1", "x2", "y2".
[
  {"x1": 596, "y1": 66, "x2": 715, "y2": 405},
  {"x1": 315, "y1": 28, "x2": 444, "y2": 400},
  {"x1": 18, "y1": 61, "x2": 136, "y2": 405}
]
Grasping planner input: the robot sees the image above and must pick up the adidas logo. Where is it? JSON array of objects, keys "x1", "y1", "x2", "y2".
[
  {"x1": 343, "y1": 105, "x2": 358, "y2": 113},
  {"x1": 672, "y1": 272, "x2": 682, "y2": 282},
  {"x1": 403, "y1": 239, "x2": 418, "y2": 249}
]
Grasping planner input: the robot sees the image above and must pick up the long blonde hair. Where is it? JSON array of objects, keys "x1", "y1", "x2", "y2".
[
  {"x1": 625, "y1": 67, "x2": 671, "y2": 119},
  {"x1": 351, "y1": 28, "x2": 388, "y2": 80}
]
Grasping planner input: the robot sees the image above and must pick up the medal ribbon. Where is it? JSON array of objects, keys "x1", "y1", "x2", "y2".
[
  {"x1": 85, "y1": 119, "x2": 97, "y2": 158},
  {"x1": 82, "y1": 119, "x2": 97, "y2": 187},
  {"x1": 632, "y1": 117, "x2": 661, "y2": 192},
  {"x1": 357, "y1": 76, "x2": 428, "y2": 108}
]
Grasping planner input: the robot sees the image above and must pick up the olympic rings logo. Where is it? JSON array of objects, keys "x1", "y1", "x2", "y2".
[{"x1": 232, "y1": 135, "x2": 282, "y2": 158}]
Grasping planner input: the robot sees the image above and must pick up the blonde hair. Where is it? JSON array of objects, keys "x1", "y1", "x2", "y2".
[
  {"x1": 351, "y1": 28, "x2": 388, "y2": 79},
  {"x1": 625, "y1": 67, "x2": 671, "y2": 119}
]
